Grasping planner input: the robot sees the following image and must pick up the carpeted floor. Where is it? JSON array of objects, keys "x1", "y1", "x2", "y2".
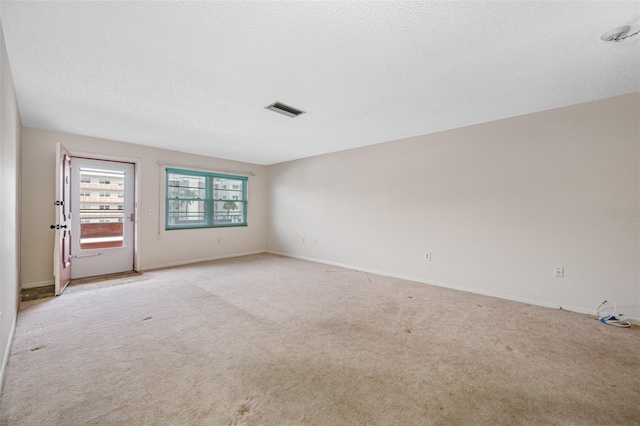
[{"x1": 1, "y1": 254, "x2": 638, "y2": 425}]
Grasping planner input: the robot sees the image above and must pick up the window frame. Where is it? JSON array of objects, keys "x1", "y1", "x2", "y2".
[{"x1": 165, "y1": 168, "x2": 248, "y2": 230}]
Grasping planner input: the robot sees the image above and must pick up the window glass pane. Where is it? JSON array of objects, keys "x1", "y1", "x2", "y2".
[
  {"x1": 168, "y1": 174, "x2": 205, "y2": 199},
  {"x1": 213, "y1": 179, "x2": 243, "y2": 200},
  {"x1": 213, "y1": 201, "x2": 244, "y2": 225},
  {"x1": 167, "y1": 200, "x2": 206, "y2": 226},
  {"x1": 166, "y1": 169, "x2": 247, "y2": 229}
]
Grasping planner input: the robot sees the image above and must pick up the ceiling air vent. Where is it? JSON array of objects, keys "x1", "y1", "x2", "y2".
[{"x1": 265, "y1": 102, "x2": 306, "y2": 118}]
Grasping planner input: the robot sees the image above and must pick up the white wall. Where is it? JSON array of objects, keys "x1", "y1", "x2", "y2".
[
  {"x1": 0, "y1": 19, "x2": 22, "y2": 392},
  {"x1": 21, "y1": 128, "x2": 267, "y2": 287},
  {"x1": 267, "y1": 93, "x2": 640, "y2": 320}
]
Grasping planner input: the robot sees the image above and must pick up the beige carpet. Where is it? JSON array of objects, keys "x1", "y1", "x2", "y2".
[{"x1": 1, "y1": 254, "x2": 638, "y2": 425}]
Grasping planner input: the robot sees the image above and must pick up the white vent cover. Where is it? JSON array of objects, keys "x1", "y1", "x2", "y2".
[{"x1": 265, "y1": 102, "x2": 306, "y2": 118}]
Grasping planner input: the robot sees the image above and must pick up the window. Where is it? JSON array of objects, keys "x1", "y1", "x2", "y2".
[
  {"x1": 100, "y1": 192, "x2": 110, "y2": 197},
  {"x1": 80, "y1": 177, "x2": 91, "y2": 184},
  {"x1": 99, "y1": 179, "x2": 111, "y2": 184},
  {"x1": 117, "y1": 205, "x2": 123, "y2": 210},
  {"x1": 80, "y1": 191, "x2": 91, "y2": 197},
  {"x1": 99, "y1": 205, "x2": 110, "y2": 210},
  {"x1": 166, "y1": 169, "x2": 247, "y2": 229},
  {"x1": 118, "y1": 193, "x2": 124, "y2": 198}
]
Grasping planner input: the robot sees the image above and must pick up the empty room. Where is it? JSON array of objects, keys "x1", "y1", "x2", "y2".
[{"x1": 0, "y1": 1, "x2": 639, "y2": 424}]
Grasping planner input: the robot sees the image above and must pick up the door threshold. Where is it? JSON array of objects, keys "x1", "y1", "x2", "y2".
[
  {"x1": 70, "y1": 271, "x2": 139, "y2": 285},
  {"x1": 66, "y1": 271, "x2": 148, "y2": 294},
  {"x1": 21, "y1": 272, "x2": 147, "y2": 302}
]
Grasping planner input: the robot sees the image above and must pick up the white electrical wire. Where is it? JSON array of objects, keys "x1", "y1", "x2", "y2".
[{"x1": 596, "y1": 300, "x2": 631, "y2": 328}]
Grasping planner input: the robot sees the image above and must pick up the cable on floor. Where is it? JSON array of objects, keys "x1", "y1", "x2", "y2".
[{"x1": 596, "y1": 300, "x2": 631, "y2": 328}]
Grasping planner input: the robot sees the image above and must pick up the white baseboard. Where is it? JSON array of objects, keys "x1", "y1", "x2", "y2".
[
  {"x1": 267, "y1": 251, "x2": 640, "y2": 325},
  {"x1": 143, "y1": 250, "x2": 267, "y2": 271},
  {"x1": 0, "y1": 310, "x2": 17, "y2": 396},
  {"x1": 21, "y1": 279, "x2": 54, "y2": 290}
]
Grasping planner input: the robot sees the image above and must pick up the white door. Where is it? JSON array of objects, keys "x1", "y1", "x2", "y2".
[
  {"x1": 53, "y1": 143, "x2": 72, "y2": 295},
  {"x1": 71, "y1": 158, "x2": 135, "y2": 279}
]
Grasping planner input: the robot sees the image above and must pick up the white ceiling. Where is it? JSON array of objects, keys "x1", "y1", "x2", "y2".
[{"x1": 1, "y1": 1, "x2": 639, "y2": 165}]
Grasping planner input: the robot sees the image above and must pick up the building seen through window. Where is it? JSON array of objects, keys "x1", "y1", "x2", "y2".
[{"x1": 79, "y1": 169, "x2": 126, "y2": 224}]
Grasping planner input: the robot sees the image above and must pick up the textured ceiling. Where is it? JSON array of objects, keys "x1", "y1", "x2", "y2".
[{"x1": 1, "y1": 1, "x2": 639, "y2": 165}]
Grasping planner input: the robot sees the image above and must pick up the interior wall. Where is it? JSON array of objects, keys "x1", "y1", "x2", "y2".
[
  {"x1": 0, "y1": 19, "x2": 22, "y2": 391},
  {"x1": 267, "y1": 93, "x2": 640, "y2": 320},
  {"x1": 21, "y1": 127, "x2": 267, "y2": 287}
]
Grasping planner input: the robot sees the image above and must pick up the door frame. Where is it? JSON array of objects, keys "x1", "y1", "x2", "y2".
[{"x1": 69, "y1": 150, "x2": 141, "y2": 274}]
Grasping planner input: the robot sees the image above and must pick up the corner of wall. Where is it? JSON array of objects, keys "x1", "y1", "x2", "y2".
[{"x1": 0, "y1": 18, "x2": 23, "y2": 394}]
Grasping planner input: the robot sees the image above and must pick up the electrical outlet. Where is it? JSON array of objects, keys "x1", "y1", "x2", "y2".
[
  {"x1": 554, "y1": 267, "x2": 564, "y2": 278},
  {"x1": 424, "y1": 252, "x2": 431, "y2": 261}
]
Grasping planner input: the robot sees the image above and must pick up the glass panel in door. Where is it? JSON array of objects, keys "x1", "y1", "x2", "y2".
[{"x1": 78, "y1": 168, "x2": 126, "y2": 250}]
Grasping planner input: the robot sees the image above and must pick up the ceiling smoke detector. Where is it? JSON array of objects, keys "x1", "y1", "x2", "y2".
[
  {"x1": 265, "y1": 102, "x2": 306, "y2": 118},
  {"x1": 601, "y1": 25, "x2": 638, "y2": 42}
]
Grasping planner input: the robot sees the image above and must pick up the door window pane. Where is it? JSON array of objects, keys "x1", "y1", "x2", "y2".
[{"x1": 79, "y1": 168, "x2": 125, "y2": 249}]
